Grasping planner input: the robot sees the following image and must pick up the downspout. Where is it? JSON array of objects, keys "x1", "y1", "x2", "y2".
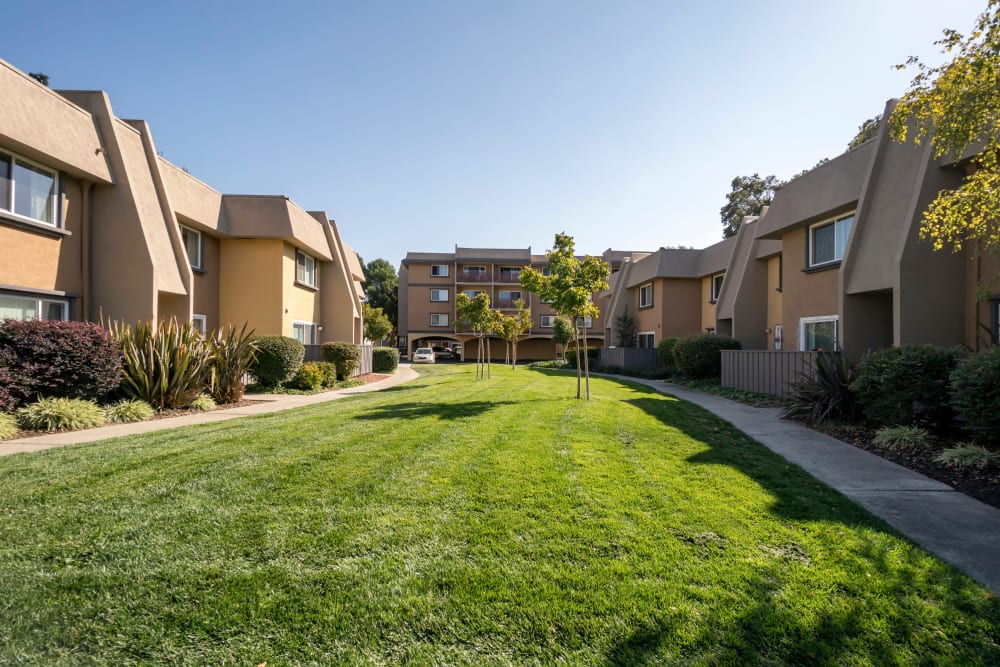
[{"x1": 81, "y1": 181, "x2": 93, "y2": 322}]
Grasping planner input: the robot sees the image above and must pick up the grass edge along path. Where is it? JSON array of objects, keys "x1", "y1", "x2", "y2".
[{"x1": 0, "y1": 364, "x2": 996, "y2": 665}]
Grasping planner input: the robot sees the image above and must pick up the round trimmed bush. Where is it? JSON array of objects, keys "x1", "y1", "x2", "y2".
[
  {"x1": 104, "y1": 399, "x2": 155, "y2": 423},
  {"x1": 250, "y1": 336, "x2": 304, "y2": 386},
  {"x1": 564, "y1": 347, "x2": 600, "y2": 367},
  {"x1": 372, "y1": 346, "x2": 399, "y2": 373},
  {"x1": 657, "y1": 337, "x2": 680, "y2": 370},
  {"x1": 0, "y1": 319, "x2": 121, "y2": 408},
  {"x1": 673, "y1": 335, "x2": 742, "y2": 379},
  {"x1": 322, "y1": 342, "x2": 361, "y2": 380},
  {"x1": 287, "y1": 362, "x2": 325, "y2": 390},
  {"x1": 313, "y1": 362, "x2": 339, "y2": 388},
  {"x1": 0, "y1": 413, "x2": 17, "y2": 440},
  {"x1": 17, "y1": 397, "x2": 106, "y2": 432},
  {"x1": 851, "y1": 345, "x2": 962, "y2": 428},
  {"x1": 950, "y1": 346, "x2": 1000, "y2": 438}
]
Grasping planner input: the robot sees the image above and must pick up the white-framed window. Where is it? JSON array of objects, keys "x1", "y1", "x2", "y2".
[
  {"x1": 540, "y1": 315, "x2": 557, "y2": 328},
  {"x1": 774, "y1": 324, "x2": 783, "y2": 351},
  {"x1": 430, "y1": 288, "x2": 449, "y2": 302},
  {"x1": 711, "y1": 273, "x2": 725, "y2": 302},
  {"x1": 0, "y1": 293, "x2": 68, "y2": 321},
  {"x1": 180, "y1": 225, "x2": 203, "y2": 270},
  {"x1": 296, "y1": 250, "x2": 317, "y2": 288},
  {"x1": 637, "y1": 332, "x2": 655, "y2": 349},
  {"x1": 639, "y1": 282, "x2": 653, "y2": 308},
  {"x1": 462, "y1": 265, "x2": 486, "y2": 276},
  {"x1": 575, "y1": 316, "x2": 593, "y2": 328},
  {"x1": 431, "y1": 264, "x2": 449, "y2": 277},
  {"x1": 800, "y1": 316, "x2": 838, "y2": 351},
  {"x1": 292, "y1": 320, "x2": 317, "y2": 345},
  {"x1": 191, "y1": 314, "x2": 207, "y2": 336},
  {"x1": 498, "y1": 290, "x2": 521, "y2": 301},
  {"x1": 462, "y1": 290, "x2": 484, "y2": 298},
  {"x1": 498, "y1": 266, "x2": 521, "y2": 280},
  {"x1": 809, "y1": 213, "x2": 855, "y2": 267},
  {"x1": 430, "y1": 313, "x2": 449, "y2": 327},
  {"x1": 0, "y1": 150, "x2": 60, "y2": 227}
]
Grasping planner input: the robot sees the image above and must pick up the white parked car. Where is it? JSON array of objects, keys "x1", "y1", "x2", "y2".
[{"x1": 411, "y1": 347, "x2": 436, "y2": 363}]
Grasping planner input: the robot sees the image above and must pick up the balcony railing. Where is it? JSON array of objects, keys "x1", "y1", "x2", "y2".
[
  {"x1": 495, "y1": 271, "x2": 522, "y2": 283},
  {"x1": 456, "y1": 272, "x2": 492, "y2": 283},
  {"x1": 493, "y1": 298, "x2": 519, "y2": 309}
]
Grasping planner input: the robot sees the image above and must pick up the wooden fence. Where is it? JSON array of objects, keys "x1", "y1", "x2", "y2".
[
  {"x1": 599, "y1": 347, "x2": 660, "y2": 369},
  {"x1": 303, "y1": 344, "x2": 374, "y2": 377},
  {"x1": 720, "y1": 350, "x2": 820, "y2": 397}
]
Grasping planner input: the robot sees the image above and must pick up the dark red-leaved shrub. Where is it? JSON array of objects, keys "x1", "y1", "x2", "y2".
[{"x1": 0, "y1": 319, "x2": 122, "y2": 408}]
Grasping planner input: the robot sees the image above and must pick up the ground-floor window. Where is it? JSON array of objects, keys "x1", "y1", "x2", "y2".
[
  {"x1": 292, "y1": 321, "x2": 317, "y2": 345},
  {"x1": 191, "y1": 314, "x2": 207, "y2": 336},
  {"x1": 800, "y1": 316, "x2": 838, "y2": 351},
  {"x1": 0, "y1": 292, "x2": 68, "y2": 321},
  {"x1": 637, "y1": 332, "x2": 655, "y2": 349}
]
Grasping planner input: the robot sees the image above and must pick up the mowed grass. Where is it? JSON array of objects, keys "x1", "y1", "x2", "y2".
[{"x1": 0, "y1": 365, "x2": 996, "y2": 665}]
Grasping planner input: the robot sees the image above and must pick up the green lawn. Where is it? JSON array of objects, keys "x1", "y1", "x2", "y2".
[{"x1": 0, "y1": 365, "x2": 996, "y2": 665}]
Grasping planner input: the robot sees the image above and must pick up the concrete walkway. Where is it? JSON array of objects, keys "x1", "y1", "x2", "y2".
[
  {"x1": 0, "y1": 364, "x2": 420, "y2": 457},
  {"x1": 612, "y1": 374, "x2": 1000, "y2": 592}
]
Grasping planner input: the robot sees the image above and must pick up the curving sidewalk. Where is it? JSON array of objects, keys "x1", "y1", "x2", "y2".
[{"x1": 0, "y1": 364, "x2": 420, "y2": 458}]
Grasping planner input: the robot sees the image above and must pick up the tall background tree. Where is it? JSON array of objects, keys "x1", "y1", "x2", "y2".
[
  {"x1": 890, "y1": 0, "x2": 1000, "y2": 258},
  {"x1": 614, "y1": 306, "x2": 636, "y2": 347},
  {"x1": 362, "y1": 258, "x2": 399, "y2": 331},
  {"x1": 719, "y1": 174, "x2": 782, "y2": 238},
  {"x1": 495, "y1": 300, "x2": 532, "y2": 368}
]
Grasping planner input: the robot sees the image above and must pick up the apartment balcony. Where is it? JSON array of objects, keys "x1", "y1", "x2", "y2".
[
  {"x1": 494, "y1": 271, "x2": 523, "y2": 284},
  {"x1": 456, "y1": 272, "x2": 492, "y2": 283},
  {"x1": 493, "y1": 298, "x2": 520, "y2": 309}
]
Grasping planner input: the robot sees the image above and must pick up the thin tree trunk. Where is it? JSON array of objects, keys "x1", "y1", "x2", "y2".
[
  {"x1": 575, "y1": 326, "x2": 582, "y2": 399},
  {"x1": 512, "y1": 339, "x2": 517, "y2": 369},
  {"x1": 487, "y1": 337, "x2": 492, "y2": 379},
  {"x1": 583, "y1": 323, "x2": 591, "y2": 401}
]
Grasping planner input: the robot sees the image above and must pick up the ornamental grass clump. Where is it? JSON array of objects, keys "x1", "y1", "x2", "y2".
[
  {"x1": 0, "y1": 413, "x2": 18, "y2": 440},
  {"x1": 872, "y1": 425, "x2": 934, "y2": 450},
  {"x1": 189, "y1": 394, "x2": 217, "y2": 412},
  {"x1": 210, "y1": 324, "x2": 258, "y2": 404},
  {"x1": 781, "y1": 352, "x2": 857, "y2": 425},
  {"x1": 110, "y1": 319, "x2": 215, "y2": 410},
  {"x1": 934, "y1": 444, "x2": 1000, "y2": 469},
  {"x1": 17, "y1": 397, "x2": 105, "y2": 432},
  {"x1": 104, "y1": 399, "x2": 155, "y2": 424}
]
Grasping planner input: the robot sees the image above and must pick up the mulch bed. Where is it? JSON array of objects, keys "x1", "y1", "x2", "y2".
[{"x1": 812, "y1": 423, "x2": 1000, "y2": 511}]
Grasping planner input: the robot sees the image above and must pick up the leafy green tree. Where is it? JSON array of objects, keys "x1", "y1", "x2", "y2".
[
  {"x1": 719, "y1": 174, "x2": 782, "y2": 238},
  {"x1": 362, "y1": 259, "x2": 399, "y2": 330},
  {"x1": 362, "y1": 303, "x2": 393, "y2": 344},
  {"x1": 889, "y1": 0, "x2": 1000, "y2": 257},
  {"x1": 848, "y1": 115, "x2": 882, "y2": 149},
  {"x1": 495, "y1": 300, "x2": 532, "y2": 368},
  {"x1": 456, "y1": 292, "x2": 497, "y2": 380},
  {"x1": 615, "y1": 306, "x2": 636, "y2": 347},
  {"x1": 521, "y1": 233, "x2": 610, "y2": 400}
]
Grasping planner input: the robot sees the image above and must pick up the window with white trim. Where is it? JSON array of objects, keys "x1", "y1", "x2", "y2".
[
  {"x1": 498, "y1": 290, "x2": 521, "y2": 301},
  {"x1": 430, "y1": 288, "x2": 449, "y2": 302},
  {"x1": 575, "y1": 316, "x2": 593, "y2": 328},
  {"x1": 711, "y1": 273, "x2": 724, "y2": 302},
  {"x1": 191, "y1": 314, "x2": 207, "y2": 336},
  {"x1": 180, "y1": 225, "x2": 203, "y2": 270},
  {"x1": 296, "y1": 250, "x2": 317, "y2": 287},
  {"x1": 800, "y1": 316, "x2": 838, "y2": 351},
  {"x1": 0, "y1": 293, "x2": 68, "y2": 321},
  {"x1": 498, "y1": 266, "x2": 521, "y2": 280},
  {"x1": 637, "y1": 332, "x2": 655, "y2": 349},
  {"x1": 540, "y1": 315, "x2": 557, "y2": 328},
  {"x1": 639, "y1": 283, "x2": 653, "y2": 308},
  {"x1": 292, "y1": 321, "x2": 317, "y2": 344},
  {"x1": 774, "y1": 324, "x2": 783, "y2": 351},
  {"x1": 0, "y1": 150, "x2": 60, "y2": 227},
  {"x1": 431, "y1": 264, "x2": 449, "y2": 277},
  {"x1": 462, "y1": 265, "x2": 486, "y2": 276},
  {"x1": 809, "y1": 213, "x2": 854, "y2": 267},
  {"x1": 430, "y1": 313, "x2": 449, "y2": 327}
]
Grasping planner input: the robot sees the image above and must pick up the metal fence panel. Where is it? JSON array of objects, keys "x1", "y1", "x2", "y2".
[
  {"x1": 720, "y1": 350, "x2": 819, "y2": 397},
  {"x1": 599, "y1": 347, "x2": 661, "y2": 369}
]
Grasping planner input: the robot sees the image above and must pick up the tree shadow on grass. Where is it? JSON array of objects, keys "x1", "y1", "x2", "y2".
[
  {"x1": 353, "y1": 400, "x2": 517, "y2": 422},
  {"x1": 602, "y1": 382, "x2": 1000, "y2": 665}
]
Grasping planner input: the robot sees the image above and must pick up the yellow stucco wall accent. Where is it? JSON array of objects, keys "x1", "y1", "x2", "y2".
[
  {"x1": 219, "y1": 239, "x2": 283, "y2": 335},
  {"x1": 701, "y1": 277, "x2": 716, "y2": 332},
  {"x1": 282, "y1": 243, "x2": 322, "y2": 337}
]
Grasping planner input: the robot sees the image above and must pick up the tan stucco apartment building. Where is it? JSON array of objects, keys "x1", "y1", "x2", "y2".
[
  {"x1": 0, "y1": 59, "x2": 364, "y2": 343},
  {"x1": 399, "y1": 248, "x2": 637, "y2": 359}
]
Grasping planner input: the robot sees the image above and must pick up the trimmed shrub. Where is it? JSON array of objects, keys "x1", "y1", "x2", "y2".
[
  {"x1": 872, "y1": 425, "x2": 934, "y2": 450},
  {"x1": 17, "y1": 397, "x2": 105, "y2": 431},
  {"x1": 657, "y1": 337, "x2": 680, "y2": 370},
  {"x1": 211, "y1": 324, "x2": 258, "y2": 404},
  {"x1": 111, "y1": 319, "x2": 215, "y2": 410},
  {"x1": 323, "y1": 341, "x2": 362, "y2": 380},
  {"x1": 104, "y1": 399, "x2": 155, "y2": 424},
  {"x1": 934, "y1": 444, "x2": 999, "y2": 469},
  {"x1": 0, "y1": 319, "x2": 122, "y2": 408},
  {"x1": 781, "y1": 351, "x2": 857, "y2": 424},
  {"x1": 851, "y1": 345, "x2": 962, "y2": 428},
  {"x1": 287, "y1": 362, "x2": 325, "y2": 390},
  {"x1": 251, "y1": 336, "x2": 304, "y2": 386},
  {"x1": 0, "y1": 413, "x2": 18, "y2": 440},
  {"x1": 673, "y1": 335, "x2": 742, "y2": 379},
  {"x1": 189, "y1": 394, "x2": 216, "y2": 412},
  {"x1": 950, "y1": 346, "x2": 1000, "y2": 439},
  {"x1": 564, "y1": 347, "x2": 600, "y2": 367},
  {"x1": 372, "y1": 346, "x2": 399, "y2": 373}
]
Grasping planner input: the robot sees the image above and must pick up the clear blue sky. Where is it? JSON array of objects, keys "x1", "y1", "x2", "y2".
[{"x1": 2, "y1": 1, "x2": 985, "y2": 266}]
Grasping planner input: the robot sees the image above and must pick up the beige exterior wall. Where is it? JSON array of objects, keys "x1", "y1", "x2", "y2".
[
  {"x1": 766, "y1": 256, "x2": 783, "y2": 350},
  {"x1": 281, "y1": 242, "x2": 322, "y2": 338},
  {"x1": 191, "y1": 233, "x2": 220, "y2": 331},
  {"x1": 219, "y1": 239, "x2": 284, "y2": 335},
  {"x1": 701, "y1": 277, "x2": 716, "y2": 332},
  {"x1": 630, "y1": 278, "x2": 701, "y2": 346},
  {"x1": 407, "y1": 262, "x2": 454, "y2": 283},
  {"x1": 779, "y1": 227, "x2": 840, "y2": 350}
]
